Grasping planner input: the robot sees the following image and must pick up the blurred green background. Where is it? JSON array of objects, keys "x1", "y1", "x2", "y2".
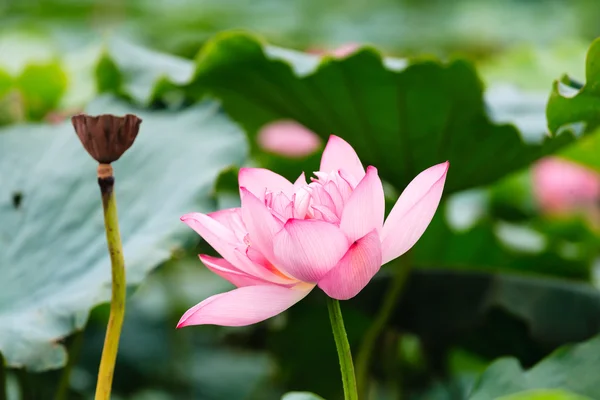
[{"x1": 2, "y1": 0, "x2": 600, "y2": 399}]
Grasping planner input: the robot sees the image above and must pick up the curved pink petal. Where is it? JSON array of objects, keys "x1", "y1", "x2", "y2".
[
  {"x1": 181, "y1": 212, "x2": 238, "y2": 262},
  {"x1": 294, "y1": 172, "x2": 308, "y2": 188},
  {"x1": 238, "y1": 167, "x2": 293, "y2": 200},
  {"x1": 257, "y1": 120, "x2": 322, "y2": 158},
  {"x1": 318, "y1": 230, "x2": 382, "y2": 300},
  {"x1": 381, "y1": 161, "x2": 449, "y2": 264},
  {"x1": 320, "y1": 135, "x2": 365, "y2": 180},
  {"x1": 323, "y1": 181, "x2": 342, "y2": 215},
  {"x1": 181, "y1": 213, "x2": 292, "y2": 284},
  {"x1": 293, "y1": 188, "x2": 311, "y2": 219},
  {"x1": 208, "y1": 208, "x2": 246, "y2": 242},
  {"x1": 199, "y1": 254, "x2": 271, "y2": 287},
  {"x1": 270, "y1": 191, "x2": 294, "y2": 221},
  {"x1": 176, "y1": 284, "x2": 313, "y2": 327},
  {"x1": 339, "y1": 169, "x2": 359, "y2": 189},
  {"x1": 240, "y1": 188, "x2": 284, "y2": 263},
  {"x1": 310, "y1": 184, "x2": 337, "y2": 212},
  {"x1": 231, "y1": 247, "x2": 295, "y2": 284},
  {"x1": 333, "y1": 172, "x2": 354, "y2": 202},
  {"x1": 312, "y1": 205, "x2": 340, "y2": 224},
  {"x1": 273, "y1": 219, "x2": 350, "y2": 282},
  {"x1": 340, "y1": 166, "x2": 385, "y2": 242}
]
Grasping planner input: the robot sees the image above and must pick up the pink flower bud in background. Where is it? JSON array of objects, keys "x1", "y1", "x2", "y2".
[
  {"x1": 306, "y1": 42, "x2": 361, "y2": 58},
  {"x1": 330, "y1": 43, "x2": 361, "y2": 58},
  {"x1": 532, "y1": 157, "x2": 600, "y2": 215},
  {"x1": 257, "y1": 120, "x2": 322, "y2": 157}
]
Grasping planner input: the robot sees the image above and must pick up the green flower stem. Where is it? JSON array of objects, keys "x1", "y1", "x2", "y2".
[
  {"x1": 94, "y1": 171, "x2": 126, "y2": 400},
  {"x1": 54, "y1": 330, "x2": 85, "y2": 400},
  {"x1": 0, "y1": 352, "x2": 6, "y2": 400},
  {"x1": 327, "y1": 297, "x2": 358, "y2": 400},
  {"x1": 16, "y1": 369, "x2": 33, "y2": 400},
  {"x1": 355, "y1": 258, "x2": 412, "y2": 399}
]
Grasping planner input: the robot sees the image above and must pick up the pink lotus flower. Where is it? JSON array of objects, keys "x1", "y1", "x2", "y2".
[{"x1": 178, "y1": 136, "x2": 449, "y2": 328}]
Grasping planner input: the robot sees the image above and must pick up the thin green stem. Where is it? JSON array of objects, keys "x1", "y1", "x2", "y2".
[
  {"x1": 355, "y1": 259, "x2": 412, "y2": 399},
  {"x1": 0, "y1": 353, "x2": 6, "y2": 400},
  {"x1": 16, "y1": 369, "x2": 33, "y2": 400},
  {"x1": 327, "y1": 298, "x2": 358, "y2": 400},
  {"x1": 94, "y1": 174, "x2": 126, "y2": 400},
  {"x1": 54, "y1": 330, "x2": 85, "y2": 400}
]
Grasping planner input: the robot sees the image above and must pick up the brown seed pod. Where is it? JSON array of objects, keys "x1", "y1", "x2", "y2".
[{"x1": 71, "y1": 113, "x2": 142, "y2": 164}]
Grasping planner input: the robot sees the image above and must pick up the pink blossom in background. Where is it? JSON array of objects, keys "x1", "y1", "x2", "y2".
[
  {"x1": 532, "y1": 157, "x2": 600, "y2": 215},
  {"x1": 257, "y1": 120, "x2": 322, "y2": 157},
  {"x1": 178, "y1": 135, "x2": 449, "y2": 328},
  {"x1": 330, "y1": 43, "x2": 361, "y2": 58},
  {"x1": 306, "y1": 42, "x2": 361, "y2": 58}
]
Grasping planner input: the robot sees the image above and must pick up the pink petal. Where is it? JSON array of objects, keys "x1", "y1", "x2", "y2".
[
  {"x1": 199, "y1": 254, "x2": 271, "y2": 287},
  {"x1": 240, "y1": 188, "x2": 284, "y2": 263},
  {"x1": 273, "y1": 219, "x2": 350, "y2": 282},
  {"x1": 293, "y1": 188, "x2": 311, "y2": 219},
  {"x1": 208, "y1": 208, "x2": 246, "y2": 242},
  {"x1": 246, "y1": 246, "x2": 270, "y2": 267},
  {"x1": 381, "y1": 162, "x2": 449, "y2": 264},
  {"x1": 324, "y1": 180, "x2": 344, "y2": 216},
  {"x1": 258, "y1": 120, "x2": 322, "y2": 158},
  {"x1": 181, "y1": 212, "x2": 238, "y2": 262},
  {"x1": 339, "y1": 169, "x2": 359, "y2": 189},
  {"x1": 311, "y1": 205, "x2": 340, "y2": 224},
  {"x1": 318, "y1": 230, "x2": 382, "y2": 300},
  {"x1": 333, "y1": 172, "x2": 354, "y2": 202},
  {"x1": 177, "y1": 284, "x2": 313, "y2": 327},
  {"x1": 294, "y1": 172, "x2": 308, "y2": 188},
  {"x1": 231, "y1": 247, "x2": 294, "y2": 284},
  {"x1": 270, "y1": 192, "x2": 294, "y2": 221},
  {"x1": 340, "y1": 166, "x2": 385, "y2": 242},
  {"x1": 320, "y1": 135, "x2": 365, "y2": 180},
  {"x1": 181, "y1": 213, "x2": 291, "y2": 284},
  {"x1": 310, "y1": 184, "x2": 337, "y2": 213},
  {"x1": 238, "y1": 167, "x2": 293, "y2": 200}
]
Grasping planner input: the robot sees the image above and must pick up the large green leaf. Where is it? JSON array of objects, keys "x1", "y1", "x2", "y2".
[
  {"x1": 545, "y1": 38, "x2": 600, "y2": 173},
  {"x1": 547, "y1": 37, "x2": 600, "y2": 137},
  {"x1": 184, "y1": 31, "x2": 578, "y2": 194},
  {"x1": 0, "y1": 96, "x2": 247, "y2": 371},
  {"x1": 468, "y1": 334, "x2": 600, "y2": 399},
  {"x1": 96, "y1": 38, "x2": 196, "y2": 105}
]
